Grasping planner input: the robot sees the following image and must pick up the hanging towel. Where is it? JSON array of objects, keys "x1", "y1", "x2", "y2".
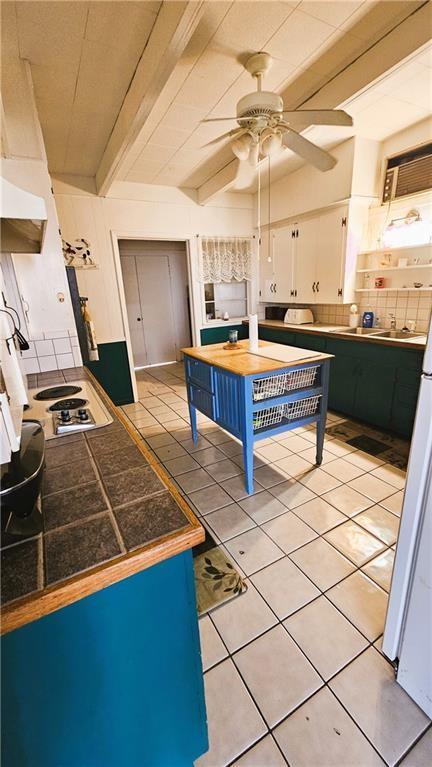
[{"x1": 81, "y1": 302, "x2": 99, "y2": 361}]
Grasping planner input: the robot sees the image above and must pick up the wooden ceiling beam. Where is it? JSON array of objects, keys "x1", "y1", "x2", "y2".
[{"x1": 96, "y1": 1, "x2": 204, "y2": 196}]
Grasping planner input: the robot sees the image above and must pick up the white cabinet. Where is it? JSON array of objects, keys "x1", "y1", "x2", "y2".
[
  {"x1": 259, "y1": 201, "x2": 366, "y2": 305},
  {"x1": 293, "y1": 217, "x2": 318, "y2": 303},
  {"x1": 258, "y1": 229, "x2": 275, "y2": 302},
  {"x1": 273, "y1": 226, "x2": 295, "y2": 302},
  {"x1": 258, "y1": 226, "x2": 294, "y2": 302}
]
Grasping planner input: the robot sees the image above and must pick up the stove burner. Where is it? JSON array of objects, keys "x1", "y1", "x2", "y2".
[
  {"x1": 48, "y1": 398, "x2": 88, "y2": 412},
  {"x1": 34, "y1": 385, "x2": 82, "y2": 401}
]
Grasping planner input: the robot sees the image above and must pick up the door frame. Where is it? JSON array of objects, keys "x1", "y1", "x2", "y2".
[{"x1": 110, "y1": 231, "x2": 198, "y2": 403}]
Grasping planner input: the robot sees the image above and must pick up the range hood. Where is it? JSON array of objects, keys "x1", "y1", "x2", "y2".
[{"x1": 0, "y1": 177, "x2": 47, "y2": 253}]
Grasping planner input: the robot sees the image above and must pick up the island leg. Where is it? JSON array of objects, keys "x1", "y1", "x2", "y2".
[
  {"x1": 241, "y1": 378, "x2": 255, "y2": 494},
  {"x1": 316, "y1": 360, "x2": 330, "y2": 465},
  {"x1": 188, "y1": 401, "x2": 198, "y2": 444},
  {"x1": 242, "y1": 437, "x2": 254, "y2": 495}
]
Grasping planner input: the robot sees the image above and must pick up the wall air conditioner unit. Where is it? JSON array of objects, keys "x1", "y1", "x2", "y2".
[{"x1": 382, "y1": 142, "x2": 432, "y2": 204}]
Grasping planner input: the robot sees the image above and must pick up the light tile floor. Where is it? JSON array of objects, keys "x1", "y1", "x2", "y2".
[{"x1": 122, "y1": 363, "x2": 431, "y2": 767}]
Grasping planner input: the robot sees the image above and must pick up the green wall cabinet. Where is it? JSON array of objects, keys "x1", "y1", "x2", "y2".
[{"x1": 256, "y1": 325, "x2": 423, "y2": 438}]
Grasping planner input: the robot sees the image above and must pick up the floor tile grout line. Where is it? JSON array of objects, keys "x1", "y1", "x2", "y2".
[{"x1": 131, "y1": 366, "x2": 411, "y2": 764}]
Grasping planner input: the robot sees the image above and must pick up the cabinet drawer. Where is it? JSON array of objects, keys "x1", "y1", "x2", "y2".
[
  {"x1": 186, "y1": 358, "x2": 213, "y2": 392},
  {"x1": 189, "y1": 385, "x2": 215, "y2": 419}
]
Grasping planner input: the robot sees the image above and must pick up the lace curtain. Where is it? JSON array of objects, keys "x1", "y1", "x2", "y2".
[{"x1": 200, "y1": 237, "x2": 252, "y2": 283}]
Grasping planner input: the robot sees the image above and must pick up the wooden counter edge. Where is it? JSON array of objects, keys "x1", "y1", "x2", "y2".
[
  {"x1": 244, "y1": 320, "x2": 427, "y2": 350},
  {"x1": 1, "y1": 371, "x2": 204, "y2": 636}
]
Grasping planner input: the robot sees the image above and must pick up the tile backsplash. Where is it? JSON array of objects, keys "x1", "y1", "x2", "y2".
[
  {"x1": 260, "y1": 290, "x2": 432, "y2": 334},
  {"x1": 20, "y1": 330, "x2": 82, "y2": 374},
  {"x1": 314, "y1": 291, "x2": 432, "y2": 333}
]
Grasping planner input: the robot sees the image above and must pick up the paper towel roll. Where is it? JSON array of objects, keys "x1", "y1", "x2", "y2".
[{"x1": 248, "y1": 314, "x2": 259, "y2": 353}]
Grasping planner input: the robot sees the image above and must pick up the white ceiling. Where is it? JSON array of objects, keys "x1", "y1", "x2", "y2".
[
  {"x1": 1, "y1": 1, "x2": 162, "y2": 175},
  {"x1": 1, "y1": 0, "x2": 430, "y2": 189}
]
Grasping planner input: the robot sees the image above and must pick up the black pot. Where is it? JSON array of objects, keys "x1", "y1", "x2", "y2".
[{"x1": 1, "y1": 420, "x2": 45, "y2": 540}]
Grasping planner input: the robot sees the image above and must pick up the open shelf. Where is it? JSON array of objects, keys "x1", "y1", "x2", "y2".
[
  {"x1": 359, "y1": 244, "x2": 432, "y2": 256},
  {"x1": 355, "y1": 287, "x2": 432, "y2": 293},
  {"x1": 357, "y1": 264, "x2": 432, "y2": 273}
]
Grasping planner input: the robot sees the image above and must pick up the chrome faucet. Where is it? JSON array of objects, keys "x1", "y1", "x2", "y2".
[{"x1": 388, "y1": 313, "x2": 397, "y2": 330}]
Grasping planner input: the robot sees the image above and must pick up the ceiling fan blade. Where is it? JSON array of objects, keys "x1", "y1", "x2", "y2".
[
  {"x1": 281, "y1": 128, "x2": 337, "y2": 172},
  {"x1": 280, "y1": 109, "x2": 353, "y2": 127},
  {"x1": 201, "y1": 117, "x2": 238, "y2": 123},
  {"x1": 201, "y1": 127, "x2": 246, "y2": 148}
]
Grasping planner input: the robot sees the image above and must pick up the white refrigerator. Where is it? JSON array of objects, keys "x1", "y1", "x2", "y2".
[{"x1": 383, "y1": 316, "x2": 432, "y2": 717}]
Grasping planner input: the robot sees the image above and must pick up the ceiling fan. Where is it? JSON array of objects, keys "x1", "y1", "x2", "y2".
[{"x1": 202, "y1": 52, "x2": 353, "y2": 174}]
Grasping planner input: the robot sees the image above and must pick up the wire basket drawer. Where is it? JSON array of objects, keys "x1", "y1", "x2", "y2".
[
  {"x1": 253, "y1": 373, "x2": 288, "y2": 401},
  {"x1": 284, "y1": 394, "x2": 321, "y2": 421},
  {"x1": 285, "y1": 366, "x2": 319, "y2": 392},
  {"x1": 252, "y1": 366, "x2": 319, "y2": 402},
  {"x1": 253, "y1": 404, "x2": 285, "y2": 431}
]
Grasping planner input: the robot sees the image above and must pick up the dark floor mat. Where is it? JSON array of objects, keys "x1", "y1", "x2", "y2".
[{"x1": 346, "y1": 434, "x2": 390, "y2": 455}]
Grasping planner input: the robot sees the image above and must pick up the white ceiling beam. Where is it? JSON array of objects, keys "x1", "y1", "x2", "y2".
[
  {"x1": 196, "y1": 1, "x2": 431, "y2": 204},
  {"x1": 96, "y1": 1, "x2": 204, "y2": 196},
  {"x1": 197, "y1": 160, "x2": 240, "y2": 206}
]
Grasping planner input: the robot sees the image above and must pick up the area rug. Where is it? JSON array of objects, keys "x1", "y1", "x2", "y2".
[
  {"x1": 326, "y1": 417, "x2": 410, "y2": 469},
  {"x1": 193, "y1": 529, "x2": 247, "y2": 615}
]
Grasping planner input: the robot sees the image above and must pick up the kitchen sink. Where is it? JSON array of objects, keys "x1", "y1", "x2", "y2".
[
  {"x1": 373, "y1": 330, "x2": 425, "y2": 339},
  {"x1": 331, "y1": 327, "x2": 383, "y2": 335}
]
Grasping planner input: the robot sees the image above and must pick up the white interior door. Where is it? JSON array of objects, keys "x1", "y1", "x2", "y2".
[
  {"x1": 121, "y1": 255, "x2": 148, "y2": 367},
  {"x1": 136, "y1": 255, "x2": 177, "y2": 366}
]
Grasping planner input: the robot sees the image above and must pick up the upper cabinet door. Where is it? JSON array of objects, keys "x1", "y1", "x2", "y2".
[
  {"x1": 294, "y1": 217, "x2": 318, "y2": 304},
  {"x1": 315, "y1": 206, "x2": 348, "y2": 304},
  {"x1": 273, "y1": 226, "x2": 295, "y2": 302},
  {"x1": 259, "y1": 230, "x2": 276, "y2": 302}
]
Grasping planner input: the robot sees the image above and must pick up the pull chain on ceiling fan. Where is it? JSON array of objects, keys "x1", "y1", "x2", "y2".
[{"x1": 202, "y1": 51, "x2": 353, "y2": 179}]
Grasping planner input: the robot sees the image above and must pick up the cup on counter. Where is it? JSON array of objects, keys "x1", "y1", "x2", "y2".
[
  {"x1": 374, "y1": 276, "x2": 385, "y2": 289},
  {"x1": 228, "y1": 329, "x2": 238, "y2": 345}
]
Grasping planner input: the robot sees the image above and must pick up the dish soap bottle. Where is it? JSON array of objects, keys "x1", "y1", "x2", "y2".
[
  {"x1": 349, "y1": 304, "x2": 360, "y2": 328},
  {"x1": 362, "y1": 309, "x2": 374, "y2": 328}
]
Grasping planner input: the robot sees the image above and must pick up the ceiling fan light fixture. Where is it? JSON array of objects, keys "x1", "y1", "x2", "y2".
[
  {"x1": 248, "y1": 139, "x2": 260, "y2": 167},
  {"x1": 231, "y1": 133, "x2": 253, "y2": 161},
  {"x1": 260, "y1": 129, "x2": 282, "y2": 157}
]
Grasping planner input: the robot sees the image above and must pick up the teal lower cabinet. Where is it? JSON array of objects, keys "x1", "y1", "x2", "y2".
[
  {"x1": 256, "y1": 326, "x2": 423, "y2": 438},
  {"x1": 86, "y1": 341, "x2": 134, "y2": 406},
  {"x1": 201, "y1": 323, "x2": 248, "y2": 345},
  {"x1": 1, "y1": 551, "x2": 208, "y2": 767},
  {"x1": 353, "y1": 359, "x2": 396, "y2": 430}
]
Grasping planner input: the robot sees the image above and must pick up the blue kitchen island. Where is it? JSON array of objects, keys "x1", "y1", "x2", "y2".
[{"x1": 183, "y1": 340, "x2": 333, "y2": 493}]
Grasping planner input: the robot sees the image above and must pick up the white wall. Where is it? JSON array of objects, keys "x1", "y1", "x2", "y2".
[
  {"x1": 53, "y1": 177, "x2": 255, "y2": 347},
  {"x1": 1, "y1": 58, "x2": 78, "y2": 364}
]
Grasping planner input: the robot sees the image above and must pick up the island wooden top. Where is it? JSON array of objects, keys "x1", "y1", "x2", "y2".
[
  {"x1": 182, "y1": 340, "x2": 332, "y2": 376},
  {"x1": 1, "y1": 370, "x2": 204, "y2": 636}
]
